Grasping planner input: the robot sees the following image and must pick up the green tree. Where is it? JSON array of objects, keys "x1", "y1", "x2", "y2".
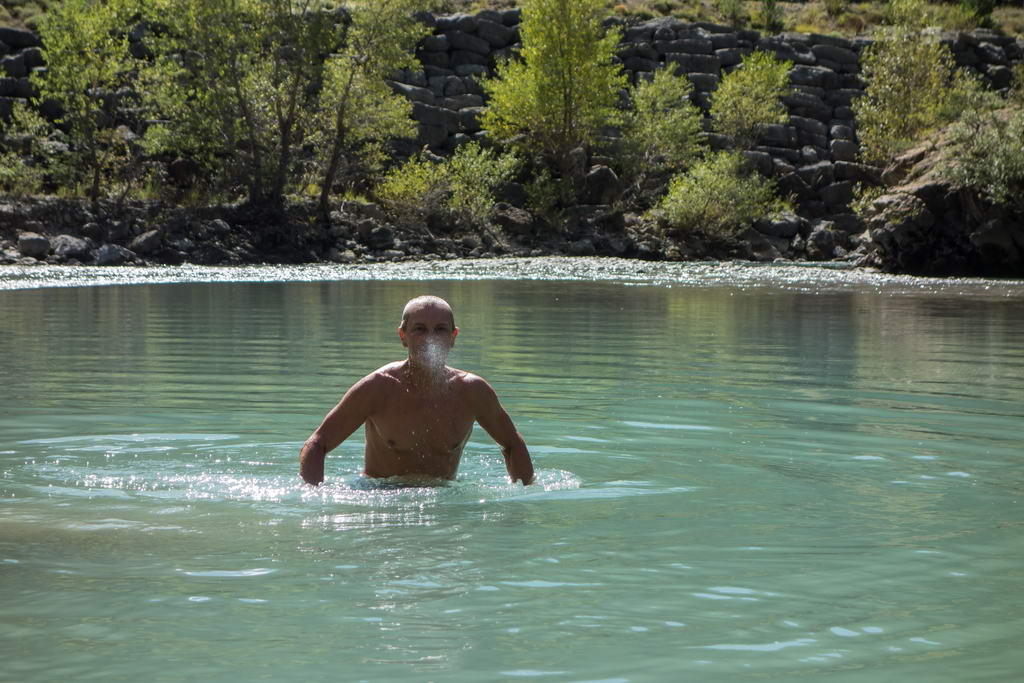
[
  {"x1": 650, "y1": 150, "x2": 788, "y2": 237},
  {"x1": 709, "y1": 50, "x2": 792, "y2": 151},
  {"x1": 313, "y1": 0, "x2": 430, "y2": 221},
  {"x1": 143, "y1": 0, "x2": 338, "y2": 207},
  {"x1": 482, "y1": 0, "x2": 627, "y2": 176},
  {"x1": 853, "y1": 0, "x2": 956, "y2": 164},
  {"x1": 619, "y1": 67, "x2": 706, "y2": 195},
  {"x1": 31, "y1": 0, "x2": 137, "y2": 205}
]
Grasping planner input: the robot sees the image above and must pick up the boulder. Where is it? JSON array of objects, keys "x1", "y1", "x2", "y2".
[
  {"x1": 129, "y1": 229, "x2": 163, "y2": 255},
  {"x1": 806, "y1": 222, "x2": 837, "y2": 260},
  {"x1": 51, "y1": 234, "x2": 91, "y2": 259},
  {"x1": 758, "y1": 212, "x2": 804, "y2": 239},
  {"x1": 583, "y1": 165, "x2": 622, "y2": 205},
  {"x1": 492, "y1": 204, "x2": 534, "y2": 235},
  {"x1": 92, "y1": 243, "x2": 135, "y2": 266},
  {"x1": 17, "y1": 231, "x2": 50, "y2": 258},
  {"x1": 0, "y1": 27, "x2": 41, "y2": 50}
]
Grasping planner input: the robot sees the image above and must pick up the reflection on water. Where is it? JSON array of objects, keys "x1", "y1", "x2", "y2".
[{"x1": 1, "y1": 272, "x2": 1023, "y2": 682}]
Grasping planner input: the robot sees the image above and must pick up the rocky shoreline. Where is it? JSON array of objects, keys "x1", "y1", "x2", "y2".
[
  {"x1": 0, "y1": 194, "x2": 871, "y2": 270},
  {"x1": 3, "y1": 179, "x2": 1022, "y2": 276}
]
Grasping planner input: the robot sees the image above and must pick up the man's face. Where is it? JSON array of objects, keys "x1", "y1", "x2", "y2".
[{"x1": 399, "y1": 303, "x2": 457, "y2": 368}]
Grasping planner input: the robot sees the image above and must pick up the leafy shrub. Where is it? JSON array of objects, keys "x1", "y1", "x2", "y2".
[
  {"x1": 958, "y1": 0, "x2": 998, "y2": 24},
  {"x1": 650, "y1": 151, "x2": 789, "y2": 237},
  {"x1": 482, "y1": 0, "x2": 627, "y2": 174},
  {"x1": 945, "y1": 108, "x2": 1024, "y2": 212},
  {"x1": 853, "y1": 7, "x2": 956, "y2": 164},
  {"x1": 716, "y1": 0, "x2": 747, "y2": 27},
  {"x1": 759, "y1": 0, "x2": 784, "y2": 33},
  {"x1": 377, "y1": 143, "x2": 519, "y2": 230},
  {"x1": 32, "y1": 0, "x2": 139, "y2": 205},
  {"x1": 0, "y1": 101, "x2": 49, "y2": 197},
  {"x1": 619, "y1": 68, "x2": 706, "y2": 185},
  {"x1": 312, "y1": 0, "x2": 430, "y2": 219},
  {"x1": 824, "y1": 0, "x2": 849, "y2": 18},
  {"x1": 709, "y1": 50, "x2": 792, "y2": 150}
]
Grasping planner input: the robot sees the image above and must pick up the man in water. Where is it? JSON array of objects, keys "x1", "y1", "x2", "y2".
[{"x1": 299, "y1": 295, "x2": 534, "y2": 486}]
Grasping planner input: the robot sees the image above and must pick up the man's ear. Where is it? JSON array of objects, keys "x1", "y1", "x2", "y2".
[
  {"x1": 398, "y1": 325, "x2": 408, "y2": 347},
  {"x1": 452, "y1": 327, "x2": 459, "y2": 342}
]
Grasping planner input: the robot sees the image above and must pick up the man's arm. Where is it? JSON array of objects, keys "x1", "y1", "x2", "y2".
[
  {"x1": 300, "y1": 374, "x2": 379, "y2": 485},
  {"x1": 468, "y1": 376, "x2": 534, "y2": 485}
]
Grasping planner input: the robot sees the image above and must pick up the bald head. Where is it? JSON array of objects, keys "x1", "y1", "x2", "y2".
[{"x1": 400, "y1": 296, "x2": 455, "y2": 331}]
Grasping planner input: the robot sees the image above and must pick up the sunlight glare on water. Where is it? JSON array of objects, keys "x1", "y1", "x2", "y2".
[{"x1": 1, "y1": 261, "x2": 1023, "y2": 682}]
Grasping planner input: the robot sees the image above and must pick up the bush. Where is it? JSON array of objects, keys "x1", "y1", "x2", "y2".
[
  {"x1": 313, "y1": 0, "x2": 430, "y2": 219},
  {"x1": 709, "y1": 50, "x2": 792, "y2": 150},
  {"x1": 143, "y1": 0, "x2": 341, "y2": 207},
  {"x1": 376, "y1": 143, "x2": 519, "y2": 230},
  {"x1": 0, "y1": 101, "x2": 49, "y2": 197},
  {"x1": 853, "y1": 3, "x2": 956, "y2": 164},
  {"x1": 650, "y1": 151, "x2": 789, "y2": 237},
  {"x1": 32, "y1": 0, "x2": 139, "y2": 205},
  {"x1": 482, "y1": 0, "x2": 627, "y2": 174},
  {"x1": 945, "y1": 108, "x2": 1024, "y2": 212},
  {"x1": 759, "y1": 0, "x2": 784, "y2": 32},
  {"x1": 619, "y1": 67, "x2": 706, "y2": 186},
  {"x1": 716, "y1": 0, "x2": 747, "y2": 27}
]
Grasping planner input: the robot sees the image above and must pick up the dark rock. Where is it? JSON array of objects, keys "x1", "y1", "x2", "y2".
[
  {"x1": 1, "y1": 54, "x2": 26, "y2": 78},
  {"x1": 970, "y1": 218, "x2": 1024, "y2": 267},
  {"x1": 458, "y1": 106, "x2": 484, "y2": 132},
  {"x1": 758, "y1": 124, "x2": 797, "y2": 148},
  {"x1": 759, "y1": 212, "x2": 804, "y2": 238},
  {"x1": 0, "y1": 27, "x2": 41, "y2": 50},
  {"x1": 390, "y1": 81, "x2": 436, "y2": 104},
  {"x1": 444, "y1": 93, "x2": 484, "y2": 109},
  {"x1": 687, "y1": 72, "x2": 719, "y2": 91},
  {"x1": 976, "y1": 42, "x2": 1008, "y2": 65},
  {"x1": 476, "y1": 19, "x2": 517, "y2": 48},
  {"x1": 0, "y1": 77, "x2": 33, "y2": 98},
  {"x1": 92, "y1": 243, "x2": 135, "y2": 266},
  {"x1": 129, "y1": 229, "x2": 162, "y2": 255},
  {"x1": 445, "y1": 30, "x2": 490, "y2": 56},
  {"x1": 715, "y1": 47, "x2": 745, "y2": 67},
  {"x1": 806, "y1": 222, "x2": 837, "y2": 260},
  {"x1": 421, "y1": 34, "x2": 450, "y2": 52},
  {"x1": 811, "y1": 43, "x2": 858, "y2": 64},
  {"x1": 413, "y1": 102, "x2": 458, "y2": 129},
  {"x1": 583, "y1": 165, "x2": 622, "y2": 205},
  {"x1": 742, "y1": 150, "x2": 773, "y2": 176},
  {"x1": 796, "y1": 160, "x2": 835, "y2": 188},
  {"x1": 800, "y1": 146, "x2": 820, "y2": 164},
  {"x1": 492, "y1": 203, "x2": 534, "y2": 235},
  {"x1": 51, "y1": 234, "x2": 91, "y2": 259},
  {"x1": 834, "y1": 161, "x2": 881, "y2": 185},
  {"x1": 568, "y1": 238, "x2": 597, "y2": 256},
  {"x1": 830, "y1": 139, "x2": 859, "y2": 162},
  {"x1": 741, "y1": 227, "x2": 782, "y2": 261},
  {"x1": 454, "y1": 64, "x2": 488, "y2": 78},
  {"x1": 666, "y1": 53, "x2": 721, "y2": 74},
  {"x1": 981, "y1": 64, "x2": 1013, "y2": 90},
  {"x1": 17, "y1": 231, "x2": 50, "y2": 258},
  {"x1": 821, "y1": 181, "x2": 855, "y2": 210}
]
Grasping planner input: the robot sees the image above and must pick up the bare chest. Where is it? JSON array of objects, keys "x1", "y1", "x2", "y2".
[{"x1": 368, "y1": 387, "x2": 475, "y2": 454}]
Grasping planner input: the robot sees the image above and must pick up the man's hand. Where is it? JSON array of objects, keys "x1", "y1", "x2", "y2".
[{"x1": 299, "y1": 438, "x2": 326, "y2": 486}]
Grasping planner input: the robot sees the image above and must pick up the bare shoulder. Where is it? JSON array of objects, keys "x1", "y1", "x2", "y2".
[
  {"x1": 374, "y1": 361, "x2": 406, "y2": 382},
  {"x1": 453, "y1": 369, "x2": 499, "y2": 402},
  {"x1": 346, "y1": 363, "x2": 401, "y2": 399}
]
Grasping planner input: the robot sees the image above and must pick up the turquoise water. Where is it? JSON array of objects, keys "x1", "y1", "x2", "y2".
[{"x1": 2, "y1": 260, "x2": 1023, "y2": 682}]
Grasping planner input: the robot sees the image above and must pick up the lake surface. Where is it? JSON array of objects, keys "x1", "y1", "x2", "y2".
[{"x1": 2, "y1": 259, "x2": 1023, "y2": 682}]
